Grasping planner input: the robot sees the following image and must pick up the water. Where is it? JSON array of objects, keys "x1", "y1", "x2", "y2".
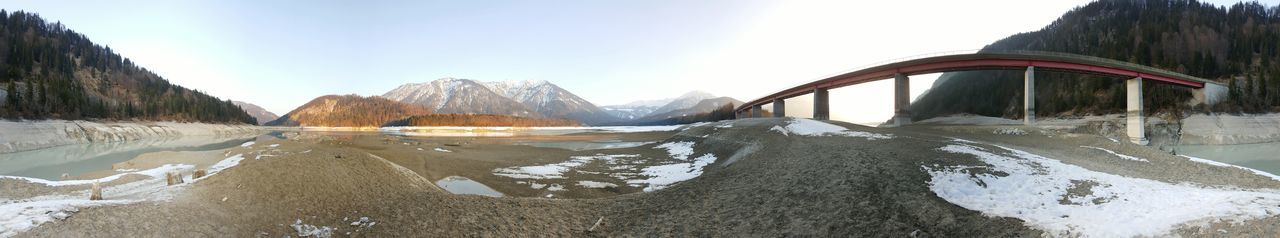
[
  {"x1": 435, "y1": 176, "x2": 503, "y2": 197},
  {"x1": 1177, "y1": 142, "x2": 1280, "y2": 176},
  {"x1": 0, "y1": 136, "x2": 258, "y2": 180},
  {"x1": 515, "y1": 140, "x2": 655, "y2": 151}
]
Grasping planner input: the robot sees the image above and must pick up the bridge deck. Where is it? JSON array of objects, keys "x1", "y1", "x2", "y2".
[{"x1": 737, "y1": 51, "x2": 1216, "y2": 113}]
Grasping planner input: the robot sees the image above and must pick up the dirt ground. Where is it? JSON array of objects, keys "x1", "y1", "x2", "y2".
[{"x1": 8, "y1": 118, "x2": 1280, "y2": 237}]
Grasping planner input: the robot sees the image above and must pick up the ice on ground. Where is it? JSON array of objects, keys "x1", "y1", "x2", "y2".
[
  {"x1": 714, "y1": 122, "x2": 734, "y2": 128},
  {"x1": 655, "y1": 142, "x2": 695, "y2": 160},
  {"x1": 773, "y1": 119, "x2": 892, "y2": 139},
  {"x1": 769, "y1": 125, "x2": 789, "y2": 136},
  {"x1": 577, "y1": 181, "x2": 618, "y2": 188},
  {"x1": 269, "y1": 144, "x2": 280, "y2": 148},
  {"x1": 349, "y1": 216, "x2": 375, "y2": 228},
  {"x1": 433, "y1": 147, "x2": 452, "y2": 153},
  {"x1": 546, "y1": 184, "x2": 566, "y2": 191},
  {"x1": 1, "y1": 162, "x2": 203, "y2": 237},
  {"x1": 191, "y1": 154, "x2": 245, "y2": 183},
  {"x1": 240, "y1": 141, "x2": 255, "y2": 147},
  {"x1": 1080, "y1": 146, "x2": 1149, "y2": 162},
  {"x1": 492, "y1": 154, "x2": 640, "y2": 179},
  {"x1": 0, "y1": 163, "x2": 191, "y2": 187},
  {"x1": 927, "y1": 143, "x2": 1280, "y2": 237},
  {"x1": 628, "y1": 154, "x2": 718, "y2": 192},
  {"x1": 291, "y1": 219, "x2": 335, "y2": 238},
  {"x1": 1180, "y1": 155, "x2": 1280, "y2": 182},
  {"x1": 0, "y1": 198, "x2": 131, "y2": 237}
]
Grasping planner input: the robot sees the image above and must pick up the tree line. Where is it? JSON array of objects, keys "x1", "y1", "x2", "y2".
[{"x1": 0, "y1": 10, "x2": 255, "y2": 124}]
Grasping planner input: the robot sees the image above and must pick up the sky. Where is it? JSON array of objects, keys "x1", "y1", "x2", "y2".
[{"x1": 2, "y1": 0, "x2": 1274, "y2": 123}]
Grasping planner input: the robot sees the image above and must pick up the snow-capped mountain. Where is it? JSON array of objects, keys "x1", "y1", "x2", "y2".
[
  {"x1": 600, "y1": 105, "x2": 658, "y2": 120},
  {"x1": 381, "y1": 78, "x2": 618, "y2": 125},
  {"x1": 381, "y1": 78, "x2": 537, "y2": 116},
  {"x1": 482, "y1": 80, "x2": 618, "y2": 125},
  {"x1": 648, "y1": 91, "x2": 716, "y2": 116}
]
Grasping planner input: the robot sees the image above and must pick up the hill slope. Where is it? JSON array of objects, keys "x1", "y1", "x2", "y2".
[
  {"x1": 911, "y1": 0, "x2": 1280, "y2": 120},
  {"x1": 0, "y1": 10, "x2": 254, "y2": 124},
  {"x1": 231, "y1": 101, "x2": 278, "y2": 125},
  {"x1": 266, "y1": 95, "x2": 430, "y2": 127}
]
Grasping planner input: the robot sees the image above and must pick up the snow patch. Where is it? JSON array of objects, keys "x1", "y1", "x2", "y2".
[
  {"x1": 291, "y1": 219, "x2": 335, "y2": 238},
  {"x1": 433, "y1": 147, "x2": 452, "y2": 153},
  {"x1": 654, "y1": 142, "x2": 695, "y2": 160},
  {"x1": 577, "y1": 181, "x2": 618, "y2": 188},
  {"x1": 240, "y1": 141, "x2": 255, "y2": 147},
  {"x1": 927, "y1": 143, "x2": 1280, "y2": 237},
  {"x1": 0, "y1": 164, "x2": 190, "y2": 187},
  {"x1": 773, "y1": 119, "x2": 892, "y2": 139},
  {"x1": 628, "y1": 154, "x2": 718, "y2": 192},
  {"x1": 492, "y1": 154, "x2": 640, "y2": 179},
  {"x1": 1080, "y1": 146, "x2": 1149, "y2": 162}
]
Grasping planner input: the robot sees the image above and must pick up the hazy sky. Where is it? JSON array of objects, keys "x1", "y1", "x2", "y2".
[{"x1": 2, "y1": 0, "x2": 1273, "y2": 122}]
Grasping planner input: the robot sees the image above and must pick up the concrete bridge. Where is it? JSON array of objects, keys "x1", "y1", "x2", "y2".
[{"x1": 735, "y1": 50, "x2": 1226, "y2": 145}]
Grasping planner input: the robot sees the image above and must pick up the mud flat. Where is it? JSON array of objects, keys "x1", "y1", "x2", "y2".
[
  {"x1": 6, "y1": 119, "x2": 1280, "y2": 237},
  {"x1": 0, "y1": 120, "x2": 260, "y2": 154}
]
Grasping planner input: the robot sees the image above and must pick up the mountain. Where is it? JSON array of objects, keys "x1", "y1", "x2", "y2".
[
  {"x1": 481, "y1": 80, "x2": 618, "y2": 125},
  {"x1": 628, "y1": 97, "x2": 742, "y2": 126},
  {"x1": 910, "y1": 0, "x2": 1280, "y2": 120},
  {"x1": 600, "y1": 98, "x2": 678, "y2": 120},
  {"x1": 649, "y1": 91, "x2": 716, "y2": 116},
  {"x1": 232, "y1": 101, "x2": 278, "y2": 125},
  {"x1": 0, "y1": 11, "x2": 254, "y2": 124},
  {"x1": 266, "y1": 94, "x2": 430, "y2": 127},
  {"x1": 381, "y1": 78, "x2": 538, "y2": 117},
  {"x1": 600, "y1": 105, "x2": 658, "y2": 120},
  {"x1": 638, "y1": 97, "x2": 743, "y2": 122},
  {"x1": 382, "y1": 78, "x2": 619, "y2": 125}
]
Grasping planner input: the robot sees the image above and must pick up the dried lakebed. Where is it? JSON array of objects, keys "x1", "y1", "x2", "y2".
[{"x1": 4, "y1": 119, "x2": 1280, "y2": 237}]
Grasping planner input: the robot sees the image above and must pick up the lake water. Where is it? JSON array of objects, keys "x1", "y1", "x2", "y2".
[
  {"x1": 0, "y1": 136, "x2": 259, "y2": 180},
  {"x1": 1177, "y1": 142, "x2": 1280, "y2": 176},
  {"x1": 435, "y1": 176, "x2": 503, "y2": 197}
]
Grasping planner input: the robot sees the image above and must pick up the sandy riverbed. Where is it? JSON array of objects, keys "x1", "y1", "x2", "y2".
[{"x1": 5, "y1": 118, "x2": 1280, "y2": 237}]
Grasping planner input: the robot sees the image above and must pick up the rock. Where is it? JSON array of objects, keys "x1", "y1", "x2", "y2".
[
  {"x1": 89, "y1": 182, "x2": 102, "y2": 200},
  {"x1": 166, "y1": 172, "x2": 184, "y2": 186},
  {"x1": 192, "y1": 169, "x2": 207, "y2": 179}
]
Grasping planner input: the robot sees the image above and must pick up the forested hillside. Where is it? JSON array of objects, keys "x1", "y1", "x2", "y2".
[
  {"x1": 911, "y1": 0, "x2": 1280, "y2": 120},
  {"x1": 0, "y1": 11, "x2": 254, "y2": 124},
  {"x1": 266, "y1": 95, "x2": 432, "y2": 127}
]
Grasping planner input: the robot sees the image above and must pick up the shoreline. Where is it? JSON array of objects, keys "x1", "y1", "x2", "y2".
[{"x1": 0, "y1": 120, "x2": 261, "y2": 154}]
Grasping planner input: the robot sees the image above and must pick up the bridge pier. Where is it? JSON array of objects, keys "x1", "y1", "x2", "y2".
[
  {"x1": 813, "y1": 88, "x2": 829, "y2": 120},
  {"x1": 1127, "y1": 77, "x2": 1148, "y2": 145},
  {"x1": 892, "y1": 73, "x2": 911, "y2": 126},
  {"x1": 772, "y1": 99, "x2": 786, "y2": 118},
  {"x1": 751, "y1": 104, "x2": 763, "y2": 118},
  {"x1": 1024, "y1": 66, "x2": 1035, "y2": 125}
]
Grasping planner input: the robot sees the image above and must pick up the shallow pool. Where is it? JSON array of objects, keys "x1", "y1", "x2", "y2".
[{"x1": 435, "y1": 176, "x2": 504, "y2": 197}]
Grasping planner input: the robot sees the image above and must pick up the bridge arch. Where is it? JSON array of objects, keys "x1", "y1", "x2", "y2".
[{"x1": 736, "y1": 50, "x2": 1225, "y2": 145}]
